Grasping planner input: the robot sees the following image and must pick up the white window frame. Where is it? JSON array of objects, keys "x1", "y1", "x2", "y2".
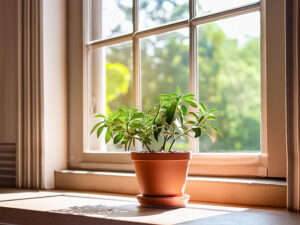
[{"x1": 68, "y1": 0, "x2": 287, "y2": 178}]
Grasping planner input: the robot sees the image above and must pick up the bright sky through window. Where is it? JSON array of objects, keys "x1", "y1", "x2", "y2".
[{"x1": 97, "y1": 0, "x2": 259, "y2": 46}]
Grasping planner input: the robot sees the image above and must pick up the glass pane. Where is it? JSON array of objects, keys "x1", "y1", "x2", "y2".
[
  {"x1": 141, "y1": 29, "x2": 189, "y2": 151},
  {"x1": 197, "y1": 12, "x2": 261, "y2": 152},
  {"x1": 88, "y1": 42, "x2": 133, "y2": 151},
  {"x1": 139, "y1": 0, "x2": 188, "y2": 30},
  {"x1": 197, "y1": 0, "x2": 259, "y2": 17},
  {"x1": 88, "y1": 0, "x2": 132, "y2": 41}
]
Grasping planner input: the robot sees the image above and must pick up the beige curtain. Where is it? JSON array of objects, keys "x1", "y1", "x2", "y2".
[
  {"x1": 17, "y1": 0, "x2": 44, "y2": 189},
  {"x1": 286, "y1": 0, "x2": 300, "y2": 212}
]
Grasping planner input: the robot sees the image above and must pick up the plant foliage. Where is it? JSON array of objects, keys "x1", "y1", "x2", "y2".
[{"x1": 91, "y1": 88, "x2": 219, "y2": 152}]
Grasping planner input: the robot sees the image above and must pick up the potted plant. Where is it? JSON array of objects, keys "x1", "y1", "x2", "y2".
[{"x1": 91, "y1": 88, "x2": 218, "y2": 208}]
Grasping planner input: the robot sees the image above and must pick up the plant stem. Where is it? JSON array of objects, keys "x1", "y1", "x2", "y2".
[
  {"x1": 152, "y1": 126, "x2": 164, "y2": 131},
  {"x1": 168, "y1": 128, "x2": 193, "y2": 151},
  {"x1": 144, "y1": 144, "x2": 152, "y2": 152},
  {"x1": 168, "y1": 116, "x2": 205, "y2": 151},
  {"x1": 161, "y1": 136, "x2": 168, "y2": 151}
]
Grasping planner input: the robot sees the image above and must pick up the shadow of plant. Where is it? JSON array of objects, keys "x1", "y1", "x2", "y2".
[
  {"x1": 52, "y1": 204, "x2": 120, "y2": 215},
  {"x1": 51, "y1": 203, "x2": 174, "y2": 218}
]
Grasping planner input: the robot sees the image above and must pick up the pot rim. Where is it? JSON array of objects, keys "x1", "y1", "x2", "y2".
[{"x1": 131, "y1": 151, "x2": 192, "y2": 160}]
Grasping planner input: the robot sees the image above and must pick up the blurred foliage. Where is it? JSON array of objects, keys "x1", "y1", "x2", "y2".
[{"x1": 106, "y1": 63, "x2": 131, "y2": 113}]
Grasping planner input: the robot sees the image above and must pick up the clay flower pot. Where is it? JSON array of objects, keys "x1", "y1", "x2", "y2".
[{"x1": 131, "y1": 151, "x2": 192, "y2": 208}]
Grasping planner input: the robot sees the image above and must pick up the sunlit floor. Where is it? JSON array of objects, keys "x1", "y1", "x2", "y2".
[{"x1": 0, "y1": 188, "x2": 299, "y2": 225}]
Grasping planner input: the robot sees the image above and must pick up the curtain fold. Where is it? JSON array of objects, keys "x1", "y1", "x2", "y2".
[
  {"x1": 286, "y1": 0, "x2": 300, "y2": 212},
  {"x1": 17, "y1": 0, "x2": 44, "y2": 189}
]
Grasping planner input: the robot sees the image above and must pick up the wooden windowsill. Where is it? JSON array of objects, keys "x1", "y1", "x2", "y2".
[
  {"x1": 0, "y1": 188, "x2": 299, "y2": 225},
  {"x1": 55, "y1": 170, "x2": 286, "y2": 208}
]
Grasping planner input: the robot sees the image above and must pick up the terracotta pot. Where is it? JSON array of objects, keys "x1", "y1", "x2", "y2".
[{"x1": 131, "y1": 151, "x2": 192, "y2": 197}]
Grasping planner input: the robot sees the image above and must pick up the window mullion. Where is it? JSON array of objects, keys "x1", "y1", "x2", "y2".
[
  {"x1": 189, "y1": 0, "x2": 198, "y2": 153},
  {"x1": 87, "y1": 0, "x2": 106, "y2": 151},
  {"x1": 191, "y1": 2, "x2": 260, "y2": 26},
  {"x1": 132, "y1": 0, "x2": 140, "y2": 111},
  {"x1": 133, "y1": 0, "x2": 142, "y2": 151}
]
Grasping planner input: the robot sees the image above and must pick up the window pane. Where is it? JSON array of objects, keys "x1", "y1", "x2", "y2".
[
  {"x1": 88, "y1": 42, "x2": 133, "y2": 151},
  {"x1": 197, "y1": 12, "x2": 260, "y2": 152},
  {"x1": 141, "y1": 29, "x2": 189, "y2": 151},
  {"x1": 139, "y1": 0, "x2": 188, "y2": 30},
  {"x1": 197, "y1": 0, "x2": 259, "y2": 17},
  {"x1": 88, "y1": 0, "x2": 132, "y2": 41}
]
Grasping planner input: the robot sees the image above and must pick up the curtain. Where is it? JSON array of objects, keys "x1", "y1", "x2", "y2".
[
  {"x1": 16, "y1": 0, "x2": 44, "y2": 189},
  {"x1": 286, "y1": 0, "x2": 300, "y2": 212}
]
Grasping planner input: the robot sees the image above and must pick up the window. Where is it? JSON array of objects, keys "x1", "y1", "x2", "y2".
[
  {"x1": 68, "y1": 0, "x2": 287, "y2": 178},
  {"x1": 85, "y1": 0, "x2": 261, "y2": 153}
]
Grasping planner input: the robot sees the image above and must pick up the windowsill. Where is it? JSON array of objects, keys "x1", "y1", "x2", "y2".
[
  {"x1": 73, "y1": 152, "x2": 268, "y2": 177},
  {"x1": 55, "y1": 170, "x2": 286, "y2": 208},
  {"x1": 0, "y1": 188, "x2": 298, "y2": 225}
]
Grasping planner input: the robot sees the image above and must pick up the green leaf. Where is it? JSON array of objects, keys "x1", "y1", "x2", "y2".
[
  {"x1": 105, "y1": 127, "x2": 113, "y2": 143},
  {"x1": 199, "y1": 102, "x2": 207, "y2": 112},
  {"x1": 119, "y1": 105, "x2": 128, "y2": 116},
  {"x1": 160, "y1": 94, "x2": 170, "y2": 99},
  {"x1": 154, "y1": 121, "x2": 162, "y2": 142},
  {"x1": 131, "y1": 119, "x2": 141, "y2": 124},
  {"x1": 119, "y1": 109, "x2": 127, "y2": 117},
  {"x1": 119, "y1": 105, "x2": 128, "y2": 111},
  {"x1": 130, "y1": 123, "x2": 143, "y2": 129},
  {"x1": 94, "y1": 114, "x2": 105, "y2": 118},
  {"x1": 198, "y1": 115, "x2": 205, "y2": 123},
  {"x1": 111, "y1": 122, "x2": 124, "y2": 127},
  {"x1": 170, "y1": 93, "x2": 177, "y2": 97},
  {"x1": 90, "y1": 121, "x2": 104, "y2": 134},
  {"x1": 130, "y1": 108, "x2": 138, "y2": 114},
  {"x1": 181, "y1": 105, "x2": 188, "y2": 116},
  {"x1": 206, "y1": 115, "x2": 216, "y2": 121},
  {"x1": 209, "y1": 125, "x2": 220, "y2": 134},
  {"x1": 109, "y1": 111, "x2": 120, "y2": 120},
  {"x1": 166, "y1": 102, "x2": 177, "y2": 125},
  {"x1": 200, "y1": 125, "x2": 208, "y2": 130},
  {"x1": 192, "y1": 127, "x2": 202, "y2": 138},
  {"x1": 154, "y1": 129, "x2": 160, "y2": 142},
  {"x1": 97, "y1": 126, "x2": 105, "y2": 138},
  {"x1": 176, "y1": 111, "x2": 184, "y2": 125},
  {"x1": 187, "y1": 112, "x2": 199, "y2": 121},
  {"x1": 207, "y1": 109, "x2": 216, "y2": 114},
  {"x1": 182, "y1": 94, "x2": 195, "y2": 99},
  {"x1": 131, "y1": 112, "x2": 144, "y2": 120},
  {"x1": 114, "y1": 118, "x2": 125, "y2": 123},
  {"x1": 184, "y1": 100, "x2": 198, "y2": 108},
  {"x1": 177, "y1": 87, "x2": 181, "y2": 96},
  {"x1": 113, "y1": 126, "x2": 124, "y2": 131},
  {"x1": 113, "y1": 132, "x2": 124, "y2": 144},
  {"x1": 186, "y1": 120, "x2": 196, "y2": 125}
]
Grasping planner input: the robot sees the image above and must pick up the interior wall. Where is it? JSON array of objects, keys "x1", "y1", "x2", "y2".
[
  {"x1": 263, "y1": 0, "x2": 287, "y2": 178},
  {"x1": 43, "y1": 0, "x2": 68, "y2": 189},
  {"x1": 0, "y1": 0, "x2": 18, "y2": 144},
  {"x1": 0, "y1": 0, "x2": 18, "y2": 187}
]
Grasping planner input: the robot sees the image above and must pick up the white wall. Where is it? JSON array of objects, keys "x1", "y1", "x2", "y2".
[{"x1": 43, "y1": 0, "x2": 68, "y2": 188}]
